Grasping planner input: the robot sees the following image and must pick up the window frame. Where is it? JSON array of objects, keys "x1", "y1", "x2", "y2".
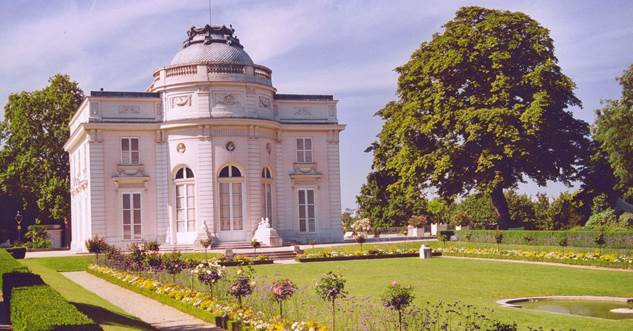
[
  {"x1": 121, "y1": 192, "x2": 142, "y2": 240},
  {"x1": 296, "y1": 137, "x2": 313, "y2": 163},
  {"x1": 297, "y1": 188, "x2": 316, "y2": 233},
  {"x1": 218, "y1": 165, "x2": 244, "y2": 231},
  {"x1": 120, "y1": 137, "x2": 140, "y2": 165},
  {"x1": 174, "y1": 167, "x2": 196, "y2": 233}
]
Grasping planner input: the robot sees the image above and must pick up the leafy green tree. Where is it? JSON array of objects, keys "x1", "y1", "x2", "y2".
[
  {"x1": 505, "y1": 189, "x2": 536, "y2": 228},
  {"x1": 454, "y1": 194, "x2": 496, "y2": 229},
  {"x1": 548, "y1": 191, "x2": 584, "y2": 230},
  {"x1": 374, "y1": 6, "x2": 589, "y2": 229},
  {"x1": 532, "y1": 193, "x2": 552, "y2": 230},
  {"x1": 0, "y1": 75, "x2": 83, "y2": 223},
  {"x1": 593, "y1": 64, "x2": 633, "y2": 200}
]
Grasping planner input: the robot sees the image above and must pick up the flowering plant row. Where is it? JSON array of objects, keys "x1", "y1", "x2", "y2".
[
  {"x1": 435, "y1": 246, "x2": 633, "y2": 268},
  {"x1": 298, "y1": 248, "x2": 419, "y2": 260},
  {"x1": 88, "y1": 265, "x2": 325, "y2": 331}
]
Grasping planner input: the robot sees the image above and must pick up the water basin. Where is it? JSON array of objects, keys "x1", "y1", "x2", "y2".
[{"x1": 498, "y1": 296, "x2": 633, "y2": 320}]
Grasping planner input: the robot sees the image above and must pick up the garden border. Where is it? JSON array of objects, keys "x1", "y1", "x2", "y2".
[{"x1": 296, "y1": 252, "x2": 441, "y2": 263}]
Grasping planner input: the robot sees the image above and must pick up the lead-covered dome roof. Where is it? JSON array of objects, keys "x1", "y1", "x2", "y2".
[{"x1": 170, "y1": 25, "x2": 254, "y2": 66}]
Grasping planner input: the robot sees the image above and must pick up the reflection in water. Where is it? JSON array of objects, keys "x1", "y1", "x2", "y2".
[{"x1": 519, "y1": 300, "x2": 633, "y2": 320}]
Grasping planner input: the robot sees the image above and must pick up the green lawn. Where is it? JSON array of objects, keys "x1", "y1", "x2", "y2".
[
  {"x1": 21, "y1": 257, "x2": 151, "y2": 331},
  {"x1": 250, "y1": 257, "x2": 633, "y2": 330}
]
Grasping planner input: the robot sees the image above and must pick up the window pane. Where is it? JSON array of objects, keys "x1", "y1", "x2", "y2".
[
  {"x1": 176, "y1": 168, "x2": 184, "y2": 179},
  {"x1": 187, "y1": 184, "x2": 194, "y2": 196},
  {"x1": 134, "y1": 225, "x2": 141, "y2": 238},
  {"x1": 122, "y1": 194, "x2": 130, "y2": 209},
  {"x1": 186, "y1": 168, "x2": 194, "y2": 178},
  {"x1": 133, "y1": 210, "x2": 141, "y2": 225},
  {"x1": 123, "y1": 210, "x2": 130, "y2": 225},
  {"x1": 296, "y1": 139, "x2": 303, "y2": 150},
  {"x1": 308, "y1": 206, "x2": 315, "y2": 218},
  {"x1": 304, "y1": 139, "x2": 312, "y2": 150},
  {"x1": 233, "y1": 216, "x2": 242, "y2": 230},
  {"x1": 177, "y1": 209, "x2": 184, "y2": 221},
  {"x1": 176, "y1": 197, "x2": 184, "y2": 209},
  {"x1": 298, "y1": 190, "x2": 305, "y2": 204},
  {"x1": 187, "y1": 220, "x2": 195, "y2": 232},
  {"x1": 131, "y1": 151, "x2": 139, "y2": 164},
  {"x1": 122, "y1": 139, "x2": 129, "y2": 151},
  {"x1": 297, "y1": 150, "x2": 304, "y2": 163},
  {"x1": 133, "y1": 194, "x2": 141, "y2": 208},
  {"x1": 187, "y1": 208, "x2": 195, "y2": 220},
  {"x1": 123, "y1": 225, "x2": 131, "y2": 239},
  {"x1": 299, "y1": 205, "x2": 306, "y2": 218},
  {"x1": 305, "y1": 151, "x2": 312, "y2": 163},
  {"x1": 131, "y1": 138, "x2": 138, "y2": 151},
  {"x1": 231, "y1": 167, "x2": 242, "y2": 177},
  {"x1": 299, "y1": 219, "x2": 306, "y2": 232},
  {"x1": 307, "y1": 190, "x2": 314, "y2": 204},
  {"x1": 219, "y1": 166, "x2": 229, "y2": 177},
  {"x1": 309, "y1": 219, "x2": 316, "y2": 232},
  {"x1": 177, "y1": 221, "x2": 185, "y2": 232}
]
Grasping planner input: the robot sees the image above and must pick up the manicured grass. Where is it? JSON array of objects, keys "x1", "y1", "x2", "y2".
[
  {"x1": 21, "y1": 258, "x2": 151, "y2": 331},
  {"x1": 252, "y1": 257, "x2": 633, "y2": 330}
]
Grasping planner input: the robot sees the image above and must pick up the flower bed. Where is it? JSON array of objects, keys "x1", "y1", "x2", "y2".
[
  {"x1": 218, "y1": 255, "x2": 274, "y2": 266},
  {"x1": 296, "y1": 248, "x2": 441, "y2": 262},
  {"x1": 88, "y1": 265, "x2": 324, "y2": 331},
  {"x1": 436, "y1": 246, "x2": 633, "y2": 269}
]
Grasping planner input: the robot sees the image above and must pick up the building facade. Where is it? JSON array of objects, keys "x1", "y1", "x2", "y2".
[{"x1": 65, "y1": 25, "x2": 344, "y2": 252}]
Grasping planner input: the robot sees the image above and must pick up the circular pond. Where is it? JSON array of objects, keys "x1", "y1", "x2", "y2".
[{"x1": 497, "y1": 296, "x2": 633, "y2": 320}]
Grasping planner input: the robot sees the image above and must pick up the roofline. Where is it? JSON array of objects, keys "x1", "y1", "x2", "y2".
[
  {"x1": 90, "y1": 91, "x2": 160, "y2": 98},
  {"x1": 274, "y1": 94, "x2": 334, "y2": 101}
]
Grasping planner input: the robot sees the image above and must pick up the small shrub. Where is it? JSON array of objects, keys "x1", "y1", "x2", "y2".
[
  {"x1": 381, "y1": 281, "x2": 414, "y2": 331},
  {"x1": 251, "y1": 239, "x2": 261, "y2": 253},
  {"x1": 192, "y1": 260, "x2": 225, "y2": 299},
  {"x1": 559, "y1": 236, "x2": 568, "y2": 254},
  {"x1": 85, "y1": 236, "x2": 109, "y2": 263},
  {"x1": 315, "y1": 272, "x2": 348, "y2": 331},
  {"x1": 229, "y1": 269, "x2": 254, "y2": 307},
  {"x1": 163, "y1": 251, "x2": 185, "y2": 283},
  {"x1": 495, "y1": 232, "x2": 504, "y2": 251},
  {"x1": 355, "y1": 233, "x2": 366, "y2": 251},
  {"x1": 438, "y1": 230, "x2": 454, "y2": 247},
  {"x1": 271, "y1": 278, "x2": 297, "y2": 317},
  {"x1": 408, "y1": 215, "x2": 429, "y2": 228},
  {"x1": 145, "y1": 240, "x2": 161, "y2": 252}
]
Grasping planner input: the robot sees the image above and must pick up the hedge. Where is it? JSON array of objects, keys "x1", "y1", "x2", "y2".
[
  {"x1": 10, "y1": 285, "x2": 100, "y2": 331},
  {"x1": 0, "y1": 249, "x2": 100, "y2": 331},
  {"x1": 6, "y1": 247, "x2": 26, "y2": 259},
  {"x1": 456, "y1": 229, "x2": 633, "y2": 248}
]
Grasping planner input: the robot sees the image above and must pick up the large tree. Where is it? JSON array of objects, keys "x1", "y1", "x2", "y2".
[
  {"x1": 0, "y1": 74, "x2": 83, "y2": 223},
  {"x1": 375, "y1": 6, "x2": 589, "y2": 228},
  {"x1": 593, "y1": 64, "x2": 633, "y2": 200}
]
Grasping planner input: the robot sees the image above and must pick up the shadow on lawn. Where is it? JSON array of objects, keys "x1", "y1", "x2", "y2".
[{"x1": 72, "y1": 302, "x2": 154, "y2": 330}]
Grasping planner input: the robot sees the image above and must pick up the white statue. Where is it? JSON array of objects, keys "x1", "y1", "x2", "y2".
[{"x1": 252, "y1": 217, "x2": 282, "y2": 247}]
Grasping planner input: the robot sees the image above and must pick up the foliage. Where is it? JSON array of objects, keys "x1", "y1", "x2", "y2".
[
  {"x1": 340, "y1": 210, "x2": 356, "y2": 232},
  {"x1": 457, "y1": 229, "x2": 633, "y2": 248},
  {"x1": 10, "y1": 284, "x2": 100, "y2": 331},
  {"x1": 163, "y1": 251, "x2": 186, "y2": 281},
  {"x1": 619, "y1": 213, "x2": 633, "y2": 228},
  {"x1": 586, "y1": 209, "x2": 620, "y2": 230},
  {"x1": 24, "y1": 220, "x2": 50, "y2": 249},
  {"x1": 454, "y1": 194, "x2": 497, "y2": 229},
  {"x1": 85, "y1": 236, "x2": 109, "y2": 262},
  {"x1": 381, "y1": 281, "x2": 414, "y2": 331},
  {"x1": 192, "y1": 260, "x2": 225, "y2": 299},
  {"x1": 548, "y1": 191, "x2": 585, "y2": 230},
  {"x1": 0, "y1": 74, "x2": 84, "y2": 222},
  {"x1": 315, "y1": 271, "x2": 347, "y2": 331},
  {"x1": 407, "y1": 215, "x2": 428, "y2": 228},
  {"x1": 271, "y1": 279, "x2": 298, "y2": 317},
  {"x1": 370, "y1": 6, "x2": 589, "y2": 229},
  {"x1": 229, "y1": 269, "x2": 255, "y2": 307},
  {"x1": 145, "y1": 240, "x2": 161, "y2": 252},
  {"x1": 505, "y1": 189, "x2": 537, "y2": 228},
  {"x1": 427, "y1": 198, "x2": 450, "y2": 224},
  {"x1": 593, "y1": 64, "x2": 633, "y2": 200}
]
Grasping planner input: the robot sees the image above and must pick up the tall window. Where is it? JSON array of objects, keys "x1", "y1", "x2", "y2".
[
  {"x1": 175, "y1": 167, "x2": 195, "y2": 233},
  {"x1": 298, "y1": 189, "x2": 315, "y2": 232},
  {"x1": 296, "y1": 138, "x2": 313, "y2": 163},
  {"x1": 261, "y1": 168, "x2": 273, "y2": 225},
  {"x1": 219, "y1": 165, "x2": 243, "y2": 231},
  {"x1": 122, "y1": 193, "x2": 141, "y2": 239},
  {"x1": 121, "y1": 138, "x2": 140, "y2": 164}
]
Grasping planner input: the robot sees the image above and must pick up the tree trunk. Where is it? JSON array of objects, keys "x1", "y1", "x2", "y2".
[{"x1": 491, "y1": 186, "x2": 511, "y2": 229}]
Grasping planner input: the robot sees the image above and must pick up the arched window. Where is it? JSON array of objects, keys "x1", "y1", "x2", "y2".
[
  {"x1": 219, "y1": 165, "x2": 243, "y2": 231},
  {"x1": 175, "y1": 167, "x2": 195, "y2": 233},
  {"x1": 261, "y1": 167, "x2": 273, "y2": 225}
]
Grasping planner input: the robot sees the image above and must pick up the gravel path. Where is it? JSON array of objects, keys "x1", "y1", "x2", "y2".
[{"x1": 63, "y1": 271, "x2": 219, "y2": 330}]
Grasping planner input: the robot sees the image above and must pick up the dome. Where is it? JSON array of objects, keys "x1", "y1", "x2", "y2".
[{"x1": 169, "y1": 25, "x2": 254, "y2": 66}]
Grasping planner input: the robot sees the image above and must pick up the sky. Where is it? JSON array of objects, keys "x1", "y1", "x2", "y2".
[{"x1": 1, "y1": 0, "x2": 632, "y2": 209}]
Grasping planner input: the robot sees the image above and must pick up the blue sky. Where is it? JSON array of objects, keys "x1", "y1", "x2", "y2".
[{"x1": 1, "y1": 0, "x2": 632, "y2": 209}]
